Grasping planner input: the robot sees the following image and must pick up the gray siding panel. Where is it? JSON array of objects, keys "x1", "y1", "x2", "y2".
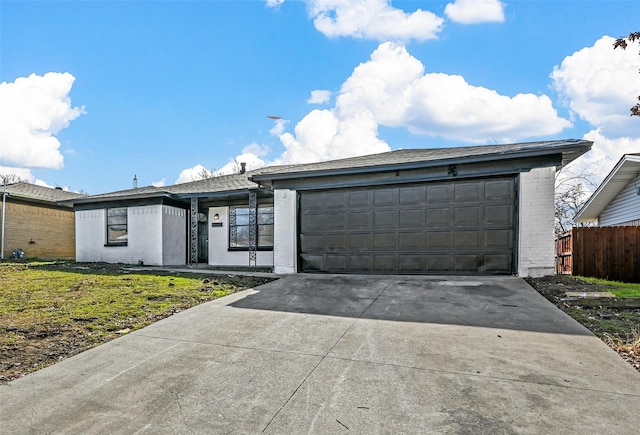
[{"x1": 299, "y1": 177, "x2": 516, "y2": 274}]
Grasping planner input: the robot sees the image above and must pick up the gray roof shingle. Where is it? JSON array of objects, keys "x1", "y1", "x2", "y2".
[
  {"x1": 250, "y1": 139, "x2": 592, "y2": 181},
  {"x1": 4, "y1": 182, "x2": 86, "y2": 205},
  {"x1": 64, "y1": 171, "x2": 261, "y2": 204}
]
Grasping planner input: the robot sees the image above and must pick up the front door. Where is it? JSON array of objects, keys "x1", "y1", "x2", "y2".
[{"x1": 197, "y1": 212, "x2": 208, "y2": 263}]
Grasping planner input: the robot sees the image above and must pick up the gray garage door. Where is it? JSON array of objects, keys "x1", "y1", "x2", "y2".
[{"x1": 299, "y1": 177, "x2": 516, "y2": 274}]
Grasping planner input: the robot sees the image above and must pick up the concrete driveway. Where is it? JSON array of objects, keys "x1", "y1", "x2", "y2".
[{"x1": 1, "y1": 274, "x2": 639, "y2": 434}]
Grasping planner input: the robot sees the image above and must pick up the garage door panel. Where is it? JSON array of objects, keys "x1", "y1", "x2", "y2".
[
  {"x1": 373, "y1": 233, "x2": 397, "y2": 250},
  {"x1": 454, "y1": 255, "x2": 480, "y2": 272},
  {"x1": 348, "y1": 212, "x2": 371, "y2": 228},
  {"x1": 373, "y1": 255, "x2": 396, "y2": 271},
  {"x1": 484, "y1": 204, "x2": 513, "y2": 225},
  {"x1": 326, "y1": 192, "x2": 347, "y2": 209},
  {"x1": 399, "y1": 232, "x2": 425, "y2": 249},
  {"x1": 299, "y1": 177, "x2": 515, "y2": 274},
  {"x1": 374, "y1": 188, "x2": 396, "y2": 205},
  {"x1": 349, "y1": 255, "x2": 372, "y2": 272},
  {"x1": 326, "y1": 255, "x2": 348, "y2": 271},
  {"x1": 426, "y1": 185, "x2": 452, "y2": 202},
  {"x1": 484, "y1": 254, "x2": 513, "y2": 272},
  {"x1": 425, "y1": 255, "x2": 453, "y2": 271},
  {"x1": 349, "y1": 233, "x2": 370, "y2": 250},
  {"x1": 301, "y1": 254, "x2": 324, "y2": 271},
  {"x1": 426, "y1": 208, "x2": 450, "y2": 227},
  {"x1": 300, "y1": 234, "x2": 324, "y2": 251},
  {"x1": 485, "y1": 179, "x2": 514, "y2": 199},
  {"x1": 348, "y1": 191, "x2": 370, "y2": 207},
  {"x1": 454, "y1": 206, "x2": 480, "y2": 225},
  {"x1": 399, "y1": 209, "x2": 424, "y2": 227},
  {"x1": 399, "y1": 186, "x2": 423, "y2": 204},
  {"x1": 398, "y1": 254, "x2": 425, "y2": 272},
  {"x1": 485, "y1": 229, "x2": 513, "y2": 249},
  {"x1": 455, "y1": 183, "x2": 481, "y2": 201},
  {"x1": 425, "y1": 231, "x2": 452, "y2": 248},
  {"x1": 325, "y1": 234, "x2": 347, "y2": 251},
  {"x1": 374, "y1": 210, "x2": 397, "y2": 228},
  {"x1": 455, "y1": 231, "x2": 479, "y2": 248}
]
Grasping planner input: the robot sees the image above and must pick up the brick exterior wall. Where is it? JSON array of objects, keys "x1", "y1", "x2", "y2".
[
  {"x1": 75, "y1": 204, "x2": 187, "y2": 266},
  {"x1": 518, "y1": 166, "x2": 556, "y2": 277},
  {"x1": 273, "y1": 189, "x2": 297, "y2": 274},
  {"x1": 1, "y1": 200, "x2": 76, "y2": 259}
]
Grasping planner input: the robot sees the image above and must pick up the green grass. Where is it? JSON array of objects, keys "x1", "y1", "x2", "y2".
[
  {"x1": 575, "y1": 276, "x2": 640, "y2": 298},
  {"x1": 0, "y1": 262, "x2": 239, "y2": 345}
]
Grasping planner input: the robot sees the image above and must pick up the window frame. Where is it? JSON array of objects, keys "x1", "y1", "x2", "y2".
[
  {"x1": 105, "y1": 207, "x2": 128, "y2": 246},
  {"x1": 228, "y1": 205, "x2": 274, "y2": 251}
]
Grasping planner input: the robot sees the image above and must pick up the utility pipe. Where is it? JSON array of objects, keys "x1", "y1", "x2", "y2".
[{"x1": 1, "y1": 180, "x2": 6, "y2": 259}]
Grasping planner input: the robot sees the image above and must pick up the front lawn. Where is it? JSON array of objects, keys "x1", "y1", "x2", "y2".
[{"x1": 0, "y1": 261, "x2": 273, "y2": 382}]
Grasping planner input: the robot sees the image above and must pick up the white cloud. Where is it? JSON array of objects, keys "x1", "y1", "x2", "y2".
[
  {"x1": 336, "y1": 42, "x2": 570, "y2": 143},
  {"x1": 218, "y1": 152, "x2": 267, "y2": 175},
  {"x1": 265, "y1": 0, "x2": 284, "y2": 8},
  {"x1": 308, "y1": 0, "x2": 444, "y2": 42},
  {"x1": 152, "y1": 179, "x2": 166, "y2": 187},
  {"x1": 242, "y1": 142, "x2": 270, "y2": 158},
  {"x1": 551, "y1": 36, "x2": 640, "y2": 184},
  {"x1": 551, "y1": 35, "x2": 640, "y2": 136},
  {"x1": 0, "y1": 166, "x2": 35, "y2": 183},
  {"x1": 275, "y1": 108, "x2": 389, "y2": 164},
  {"x1": 308, "y1": 89, "x2": 332, "y2": 104},
  {"x1": 444, "y1": 0, "x2": 505, "y2": 24},
  {"x1": 175, "y1": 164, "x2": 210, "y2": 184},
  {"x1": 226, "y1": 42, "x2": 571, "y2": 169},
  {"x1": 268, "y1": 118, "x2": 287, "y2": 136},
  {"x1": 562, "y1": 129, "x2": 640, "y2": 185},
  {"x1": 0, "y1": 72, "x2": 85, "y2": 169}
]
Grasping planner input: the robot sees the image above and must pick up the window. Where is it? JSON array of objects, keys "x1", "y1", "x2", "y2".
[
  {"x1": 106, "y1": 207, "x2": 128, "y2": 245},
  {"x1": 229, "y1": 205, "x2": 273, "y2": 250}
]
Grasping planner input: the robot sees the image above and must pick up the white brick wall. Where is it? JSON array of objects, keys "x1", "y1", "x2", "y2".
[
  {"x1": 76, "y1": 205, "x2": 175, "y2": 266},
  {"x1": 162, "y1": 205, "x2": 187, "y2": 265},
  {"x1": 518, "y1": 167, "x2": 556, "y2": 277},
  {"x1": 207, "y1": 206, "x2": 274, "y2": 267},
  {"x1": 273, "y1": 189, "x2": 297, "y2": 274}
]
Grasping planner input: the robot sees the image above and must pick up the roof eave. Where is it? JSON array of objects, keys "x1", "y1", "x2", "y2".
[
  {"x1": 251, "y1": 140, "x2": 592, "y2": 183},
  {"x1": 60, "y1": 191, "x2": 175, "y2": 206},
  {"x1": 574, "y1": 155, "x2": 640, "y2": 222}
]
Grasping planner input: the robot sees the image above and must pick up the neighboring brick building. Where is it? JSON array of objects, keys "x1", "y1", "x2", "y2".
[{"x1": 1, "y1": 183, "x2": 85, "y2": 260}]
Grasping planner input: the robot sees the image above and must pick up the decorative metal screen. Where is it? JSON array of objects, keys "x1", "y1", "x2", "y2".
[
  {"x1": 248, "y1": 192, "x2": 257, "y2": 266},
  {"x1": 190, "y1": 198, "x2": 198, "y2": 264}
]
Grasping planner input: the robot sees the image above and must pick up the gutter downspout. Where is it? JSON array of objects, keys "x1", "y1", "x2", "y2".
[{"x1": 1, "y1": 181, "x2": 6, "y2": 259}]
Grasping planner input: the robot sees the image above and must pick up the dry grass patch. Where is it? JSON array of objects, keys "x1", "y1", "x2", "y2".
[{"x1": 604, "y1": 328, "x2": 640, "y2": 371}]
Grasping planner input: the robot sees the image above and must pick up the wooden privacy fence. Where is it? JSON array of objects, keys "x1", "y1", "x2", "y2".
[{"x1": 555, "y1": 226, "x2": 640, "y2": 283}]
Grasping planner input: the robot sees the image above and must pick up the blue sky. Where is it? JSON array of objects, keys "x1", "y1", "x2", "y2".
[{"x1": 1, "y1": 0, "x2": 639, "y2": 195}]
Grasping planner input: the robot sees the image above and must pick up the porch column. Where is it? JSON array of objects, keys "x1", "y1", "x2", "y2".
[
  {"x1": 190, "y1": 197, "x2": 198, "y2": 264},
  {"x1": 248, "y1": 191, "x2": 257, "y2": 266}
]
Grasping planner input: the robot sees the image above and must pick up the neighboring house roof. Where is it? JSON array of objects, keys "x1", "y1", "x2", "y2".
[
  {"x1": 62, "y1": 171, "x2": 261, "y2": 206},
  {"x1": 3, "y1": 182, "x2": 85, "y2": 207},
  {"x1": 250, "y1": 139, "x2": 592, "y2": 183},
  {"x1": 574, "y1": 154, "x2": 640, "y2": 223}
]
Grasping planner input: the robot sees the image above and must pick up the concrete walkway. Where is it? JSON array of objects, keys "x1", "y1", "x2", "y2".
[{"x1": 1, "y1": 274, "x2": 639, "y2": 434}]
